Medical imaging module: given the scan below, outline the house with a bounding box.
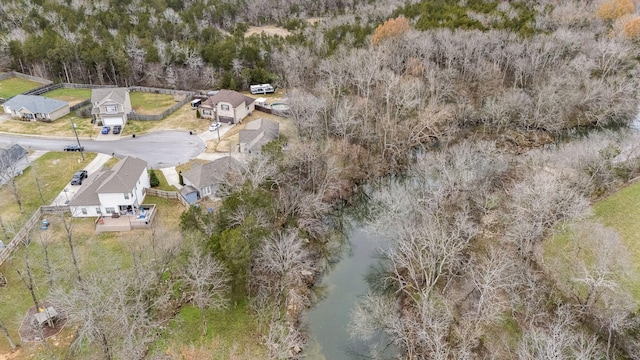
[91,88,132,126]
[181,156,243,200]
[0,144,28,186]
[238,118,280,153]
[198,90,255,124]
[2,95,69,122]
[69,156,150,217]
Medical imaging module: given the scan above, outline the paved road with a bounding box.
[0,131,206,168]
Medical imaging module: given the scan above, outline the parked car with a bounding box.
[113,125,122,134]
[64,144,84,152]
[101,126,111,134]
[209,122,221,131]
[71,170,88,185]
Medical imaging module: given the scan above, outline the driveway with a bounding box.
[50,153,112,206]
[0,130,205,168]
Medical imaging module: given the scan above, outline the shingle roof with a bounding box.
[202,90,255,108]
[91,88,128,105]
[238,118,280,151]
[2,95,68,114]
[69,156,147,206]
[97,156,147,193]
[0,144,28,172]
[68,169,112,206]
[182,156,243,189]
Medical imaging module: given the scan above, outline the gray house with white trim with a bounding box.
[181,156,243,200]
[238,118,280,153]
[91,88,132,126]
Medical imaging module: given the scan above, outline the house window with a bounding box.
[124,193,130,199]
[81,208,87,215]
[202,186,211,195]
[105,105,117,113]
[96,208,101,214]
[142,188,146,195]
[221,104,230,111]
[106,207,115,214]
[202,110,211,116]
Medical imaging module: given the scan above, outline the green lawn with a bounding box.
[149,169,177,191]
[42,88,91,106]
[0,112,96,138]
[150,301,266,359]
[129,91,176,115]
[544,180,640,303]
[0,77,45,99]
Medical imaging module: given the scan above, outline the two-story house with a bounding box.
[91,88,132,127]
[69,156,150,217]
[198,90,255,124]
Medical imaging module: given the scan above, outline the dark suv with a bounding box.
[64,144,84,152]
[71,170,88,185]
[113,125,122,134]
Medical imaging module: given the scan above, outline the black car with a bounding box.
[64,144,84,152]
[113,125,122,135]
[71,170,88,185]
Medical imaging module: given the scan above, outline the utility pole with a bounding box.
[71,118,84,161]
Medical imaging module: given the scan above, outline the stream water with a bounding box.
[304,223,385,359]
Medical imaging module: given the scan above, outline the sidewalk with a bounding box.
[50,153,112,206]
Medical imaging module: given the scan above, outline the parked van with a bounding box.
[190,99,202,109]
[250,84,275,95]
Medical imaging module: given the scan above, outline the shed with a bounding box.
[180,185,199,204]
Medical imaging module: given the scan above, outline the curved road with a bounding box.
[0,131,206,168]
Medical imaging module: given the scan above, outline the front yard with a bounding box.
[0,77,45,99]
[0,113,96,137]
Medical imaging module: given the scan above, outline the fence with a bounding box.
[129,92,194,121]
[146,188,190,208]
[0,71,52,85]
[0,206,69,266]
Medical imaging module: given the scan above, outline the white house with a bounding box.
[198,89,255,124]
[69,156,150,217]
[91,88,132,126]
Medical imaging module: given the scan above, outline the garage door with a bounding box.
[103,117,123,126]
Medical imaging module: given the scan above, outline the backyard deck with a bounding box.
[95,204,156,232]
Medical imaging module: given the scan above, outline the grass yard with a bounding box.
[151,301,266,359]
[0,113,97,138]
[149,169,177,191]
[122,103,209,136]
[129,91,177,115]
[543,180,640,303]
[0,152,96,225]
[42,88,91,107]
[0,77,45,99]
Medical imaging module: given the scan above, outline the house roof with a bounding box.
[91,88,129,105]
[202,90,255,108]
[69,156,147,206]
[2,95,68,114]
[239,118,280,151]
[97,156,147,193]
[182,156,243,189]
[0,144,28,172]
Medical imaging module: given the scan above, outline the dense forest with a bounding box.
[3,0,640,359]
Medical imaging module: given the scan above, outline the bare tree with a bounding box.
[179,243,230,336]
[0,318,17,351]
[61,213,82,283]
[0,146,25,214]
[16,241,40,311]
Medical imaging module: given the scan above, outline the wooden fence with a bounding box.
[146,188,190,208]
[0,206,69,266]
[0,71,52,85]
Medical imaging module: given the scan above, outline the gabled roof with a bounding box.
[202,90,255,108]
[0,144,28,172]
[2,95,68,114]
[69,156,148,206]
[182,156,243,189]
[97,156,147,193]
[91,88,129,105]
[239,118,280,151]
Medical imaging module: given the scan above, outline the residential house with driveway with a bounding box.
[198,89,255,124]
[2,95,69,121]
[69,156,150,217]
[0,144,29,186]
[91,88,132,127]
[238,118,280,153]
[181,156,243,202]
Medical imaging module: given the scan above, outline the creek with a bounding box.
[304,222,386,359]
